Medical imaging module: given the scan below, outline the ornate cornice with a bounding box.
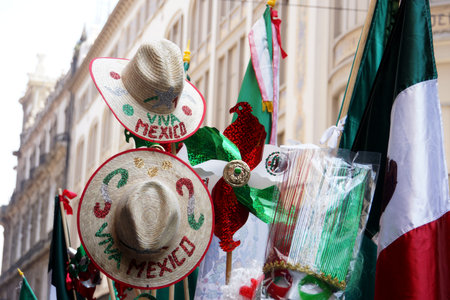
[0,234,51,286]
[69,0,135,91]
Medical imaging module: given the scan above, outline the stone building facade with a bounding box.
[1,0,449,299]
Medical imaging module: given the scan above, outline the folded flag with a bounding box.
[351,1,450,298]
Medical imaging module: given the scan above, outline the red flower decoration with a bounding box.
[110,71,120,79]
[182,105,192,116]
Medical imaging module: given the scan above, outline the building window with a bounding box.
[278,0,289,89]
[40,193,51,239]
[102,109,113,152]
[49,118,57,149]
[30,201,38,245]
[214,37,246,130]
[87,123,98,174]
[39,135,46,163]
[75,140,85,185]
[189,0,213,61]
[166,14,184,48]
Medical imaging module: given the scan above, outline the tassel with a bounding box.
[262,101,273,113]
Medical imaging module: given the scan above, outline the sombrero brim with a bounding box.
[90,57,206,143]
[77,148,214,289]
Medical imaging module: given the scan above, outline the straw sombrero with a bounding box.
[77,148,214,289]
[90,39,205,143]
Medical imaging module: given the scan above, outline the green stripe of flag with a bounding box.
[339,0,398,150]
[19,276,38,300]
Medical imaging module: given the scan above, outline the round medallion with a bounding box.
[223,160,251,187]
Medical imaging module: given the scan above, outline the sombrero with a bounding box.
[89,39,205,143]
[77,148,214,289]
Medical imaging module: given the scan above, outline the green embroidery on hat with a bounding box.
[95,222,122,269]
[144,95,158,103]
[123,104,134,116]
[170,113,181,126]
[159,114,170,126]
[103,168,128,188]
[188,213,204,230]
[147,113,157,124]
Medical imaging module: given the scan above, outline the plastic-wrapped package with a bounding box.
[262,148,380,299]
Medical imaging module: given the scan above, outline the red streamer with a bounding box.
[59,189,77,215]
[271,9,288,59]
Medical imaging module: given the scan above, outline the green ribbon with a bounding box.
[182,127,241,165]
[298,275,333,300]
[133,293,156,300]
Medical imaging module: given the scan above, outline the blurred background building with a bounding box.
[0,0,449,299]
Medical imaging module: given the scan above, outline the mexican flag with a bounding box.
[48,196,79,300]
[232,5,286,145]
[351,0,450,298]
[338,1,398,298]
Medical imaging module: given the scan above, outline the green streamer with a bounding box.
[182,127,241,165]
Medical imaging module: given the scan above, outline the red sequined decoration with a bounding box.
[224,102,266,170]
[114,282,131,300]
[212,178,249,252]
[212,102,266,252]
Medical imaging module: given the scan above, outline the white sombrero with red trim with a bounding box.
[90,39,205,143]
[77,148,214,289]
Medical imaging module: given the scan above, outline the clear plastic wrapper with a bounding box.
[262,148,380,299]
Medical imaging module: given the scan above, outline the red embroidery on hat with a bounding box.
[110,71,120,80]
[176,178,204,230]
[179,122,187,136]
[146,262,157,279]
[158,258,172,277]
[180,236,195,257]
[94,202,111,218]
[148,125,158,139]
[126,259,146,278]
[168,255,176,269]
[159,126,169,139]
[171,247,186,267]
[182,105,192,116]
[176,178,193,195]
[173,125,180,139]
[136,119,149,136]
[173,96,179,108]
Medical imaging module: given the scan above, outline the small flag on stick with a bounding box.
[18,268,38,300]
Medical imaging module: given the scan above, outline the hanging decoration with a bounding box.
[66,246,102,300]
[263,148,380,299]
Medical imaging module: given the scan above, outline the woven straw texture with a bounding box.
[78,149,213,289]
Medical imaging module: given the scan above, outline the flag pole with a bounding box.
[168,142,177,300]
[336,0,377,146]
[181,40,192,300]
[58,188,82,300]
[225,251,232,285]
[107,278,117,300]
